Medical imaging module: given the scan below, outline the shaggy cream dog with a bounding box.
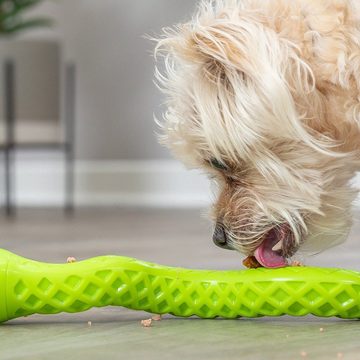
[154,0,360,267]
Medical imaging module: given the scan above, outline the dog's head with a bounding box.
[154,0,358,267]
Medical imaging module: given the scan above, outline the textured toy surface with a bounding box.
[0,248,360,322]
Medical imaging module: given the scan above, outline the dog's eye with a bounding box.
[209,158,228,171]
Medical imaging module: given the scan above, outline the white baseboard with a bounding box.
[0,153,358,208]
[0,153,212,207]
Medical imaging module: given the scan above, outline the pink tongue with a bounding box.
[254,231,288,268]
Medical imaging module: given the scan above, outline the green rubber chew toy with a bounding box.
[0,248,360,322]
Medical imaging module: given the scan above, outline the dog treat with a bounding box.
[291,261,304,267]
[141,319,152,327]
[67,256,77,263]
[242,256,263,269]
[0,249,360,321]
[243,257,304,269]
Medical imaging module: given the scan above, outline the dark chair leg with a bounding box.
[4,60,16,217]
[64,63,76,214]
[4,146,14,217]
[65,143,74,214]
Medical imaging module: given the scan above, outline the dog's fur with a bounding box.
[154,0,360,259]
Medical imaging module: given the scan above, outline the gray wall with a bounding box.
[23,0,197,160]
[0,40,60,122]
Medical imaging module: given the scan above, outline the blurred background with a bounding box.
[0,0,359,270]
[0,0,211,210]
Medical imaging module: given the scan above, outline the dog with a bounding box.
[154,0,360,267]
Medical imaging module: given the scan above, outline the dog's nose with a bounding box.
[213,223,233,250]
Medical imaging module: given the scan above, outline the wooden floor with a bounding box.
[0,208,359,359]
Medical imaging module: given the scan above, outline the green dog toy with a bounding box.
[0,248,359,322]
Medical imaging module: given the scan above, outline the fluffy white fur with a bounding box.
[154,0,360,258]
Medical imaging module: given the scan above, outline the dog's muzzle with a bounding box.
[213,223,233,250]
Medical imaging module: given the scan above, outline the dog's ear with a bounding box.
[155,21,248,84]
